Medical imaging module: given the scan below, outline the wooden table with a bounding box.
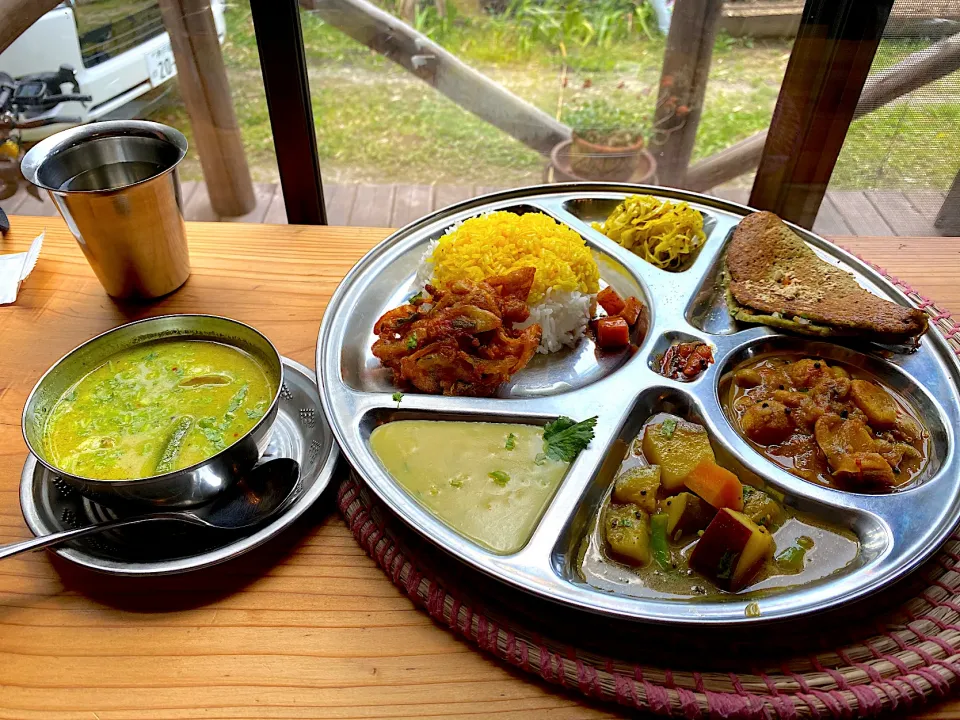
[2,216,960,719]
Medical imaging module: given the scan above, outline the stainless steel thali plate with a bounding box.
[317,183,960,624]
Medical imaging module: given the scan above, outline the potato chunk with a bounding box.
[661,491,715,538]
[604,503,651,566]
[849,379,898,430]
[641,417,716,491]
[613,465,660,514]
[741,400,794,445]
[815,414,877,456]
[785,359,831,389]
[741,486,785,529]
[772,390,805,408]
[815,414,874,454]
[832,452,896,486]
[894,414,922,442]
[689,509,774,591]
[830,365,850,381]
[814,414,895,486]
[734,368,763,388]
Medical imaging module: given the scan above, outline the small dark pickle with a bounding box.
[658,341,714,382]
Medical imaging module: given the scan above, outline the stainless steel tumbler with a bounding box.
[21,121,190,299]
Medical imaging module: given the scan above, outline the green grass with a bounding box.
[311,79,542,182]
[831,103,960,189]
[148,3,958,191]
[693,87,781,162]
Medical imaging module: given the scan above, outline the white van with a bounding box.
[0,0,226,140]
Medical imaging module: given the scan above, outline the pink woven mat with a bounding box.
[336,255,960,719]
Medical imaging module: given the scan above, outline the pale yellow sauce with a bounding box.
[370,420,569,554]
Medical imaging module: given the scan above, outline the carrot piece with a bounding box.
[597,286,626,316]
[620,296,642,325]
[684,459,744,511]
[596,316,630,349]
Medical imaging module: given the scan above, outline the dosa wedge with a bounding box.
[726,212,927,343]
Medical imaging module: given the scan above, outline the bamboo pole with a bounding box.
[0,0,61,55]
[157,0,255,216]
[686,31,960,192]
[648,0,724,187]
[311,0,570,154]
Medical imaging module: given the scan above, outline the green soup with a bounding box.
[43,339,275,480]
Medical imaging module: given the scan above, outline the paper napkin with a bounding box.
[0,231,44,305]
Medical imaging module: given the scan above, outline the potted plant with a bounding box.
[563,99,648,181]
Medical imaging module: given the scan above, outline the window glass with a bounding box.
[295,0,796,224]
[4,0,954,235]
[814,0,960,236]
[0,0,282,223]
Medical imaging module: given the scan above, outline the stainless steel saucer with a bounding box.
[19,358,339,575]
[318,183,960,625]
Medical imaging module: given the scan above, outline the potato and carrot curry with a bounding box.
[724,355,928,491]
[578,413,858,599]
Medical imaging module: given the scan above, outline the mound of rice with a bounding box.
[416,211,600,354]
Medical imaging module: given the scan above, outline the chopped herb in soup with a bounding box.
[370,420,590,554]
[43,339,274,480]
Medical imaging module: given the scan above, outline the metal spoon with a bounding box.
[0,458,301,561]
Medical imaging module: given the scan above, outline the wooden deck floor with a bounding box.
[1,181,948,236]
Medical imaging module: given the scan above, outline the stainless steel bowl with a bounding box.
[22,315,283,509]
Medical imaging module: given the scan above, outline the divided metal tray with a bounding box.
[317,183,960,624]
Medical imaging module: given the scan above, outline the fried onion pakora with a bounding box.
[372,268,542,397]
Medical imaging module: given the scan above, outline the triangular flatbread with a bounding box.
[726,212,927,343]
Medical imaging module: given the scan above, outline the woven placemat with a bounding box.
[337,256,960,718]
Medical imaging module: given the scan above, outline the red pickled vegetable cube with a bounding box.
[620,296,643,326]
[596,316,630,349]
[597,286,626,316]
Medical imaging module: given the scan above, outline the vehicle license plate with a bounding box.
[147,43,177,87]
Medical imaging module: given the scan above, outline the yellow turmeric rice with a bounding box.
[426,211,600,305]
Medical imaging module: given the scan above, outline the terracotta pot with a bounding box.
[548,140,656,184]
[568,132,646,181]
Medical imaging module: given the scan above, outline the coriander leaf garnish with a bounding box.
[405,333,417,350]
[226,383,249,413]
[716,550,739,581]
[505,432,517,450]
[542,416,597,463]
[489,470,510,486]
[407,290,423,304]
[392,391,403,407]
[660,418,677,439]
[534,453,547,466]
